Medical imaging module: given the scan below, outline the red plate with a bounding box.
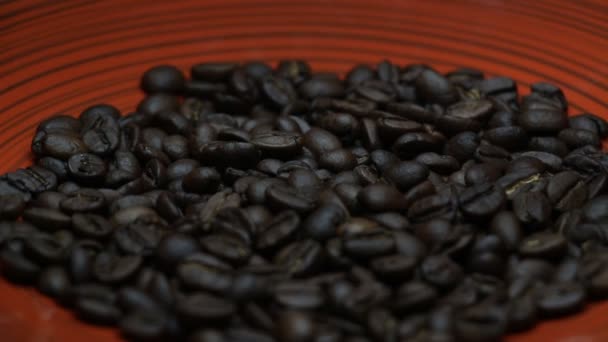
[1,0,607,340]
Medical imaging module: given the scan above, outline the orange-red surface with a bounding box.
[0,0,607,341]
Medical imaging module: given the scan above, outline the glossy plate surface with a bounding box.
[1,0,607,341]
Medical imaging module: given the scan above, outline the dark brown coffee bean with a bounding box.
[275,239,323,277]
[67,153,107,184]
[421,254,463,290]
[256,210,300,252]
[0,194,25,220]
[489,211,522,252]
[459,183,506,219]
[519,109,568,134]
[251,131,302,160]
[94,253,142,284]
[392,132,443,159]
[519,232,567,259]
[569,113,608,138]
[76,298,122,325]
[183,167,221,194]
[393,281,438,313]
[266,185,316,213]
[60,188,106,213]
[358,184,405,212]
[178,292,235,324]
[383,161,429,192]
[319,149,358,173]
[559,128,601,148]
[302,128,342,156]
[512,191,552,227]
[415,69,458,105]
[535,282,586,317]
[23,207,71,231]
[546,171,588,211]
[274,281,325,310]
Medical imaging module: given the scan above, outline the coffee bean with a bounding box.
[519,109,568,134]
[490,211,522,252]
[275,239,323,277]
[251,131,302,159]
[61,188,106,213]
[569,113,608,138]
[519,232,567,258]
[68,153,107,184]
[393,132,443,159]
[38,266,71,299]
[512,191,552,227]
[415,69,458,105]
[274,281,325,310]
[559,128,601,148]
[23,207,71,231]
[76,298,122,325]
[266,185,316,213]
[8,60,608,341]
[141,65,185,94]
[459,183,506,219]
[256,210,300,252]
[535,282,586,317]
[0,194,25,220]
[421,255,464,290]
[303,203,346,240]
[393,281,438,313]
[302,128,342,156]
[183,167,221,194]
[94,253,142,284]
[383,161,429,192]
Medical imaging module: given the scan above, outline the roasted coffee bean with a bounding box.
[528,136,569,156]
[183,167,221,194]
[72,213,113,239]
[23,207,71,231]
[94,253,142,284]
[60,188,106,213]
[7,60,608,341]
[569,113,608,138]
[559,128,601,148]
[383,161,429,192]
[535,282,586,317]
[459,183,506,219]
[490,211,522,252]
[76,298,122,325]
[546,171,588,211]
[416,69,458,105]
[37,157,69,181]
[40,133,88,160]
[303,203,346,240]
[519,109,568,134]
[393,132,443,159]
[0,194,25,220]
[519,232,567,258]
[37,266,71,299]
[275,239,323,277]
[251,131,302,160]
[266,185,316,213]
[512,191,552,227]
[393,281,438,313]
[256,210,300,252]
[274,281,325,310]
[141,65,185,94]
[68,153,107,184]
[120,310,168,341]
[302,128,342,156]
[421,255,464,290]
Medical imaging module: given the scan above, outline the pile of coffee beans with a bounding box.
[2,60,608,341]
